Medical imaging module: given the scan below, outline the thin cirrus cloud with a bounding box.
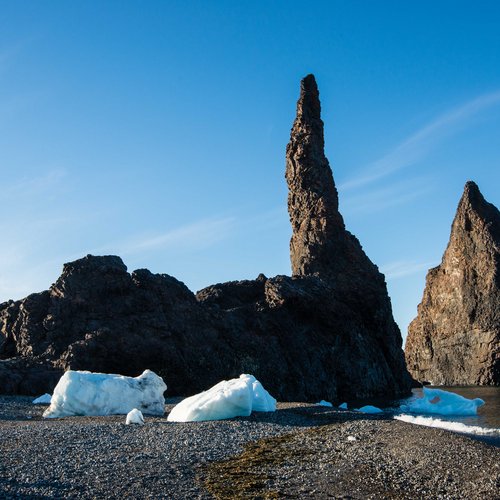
[113,216,238,257]
[105,206,289,258]
[340,89,500,191]
[340,176,434,215]
[1,169,67,201]
[380,260,437,281]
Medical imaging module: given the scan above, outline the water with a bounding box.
[352,386,500,446]
[411,386,500,429]
[394,386,500,446]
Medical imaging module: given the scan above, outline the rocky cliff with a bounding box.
[405,181,500,385]
[0,74,412,400]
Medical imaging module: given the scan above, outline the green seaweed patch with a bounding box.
[200,432,313,499]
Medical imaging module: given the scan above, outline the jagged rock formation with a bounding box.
[406,181,500,385]
[0,75,412,400]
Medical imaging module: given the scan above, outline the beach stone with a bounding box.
[406,181,500,385]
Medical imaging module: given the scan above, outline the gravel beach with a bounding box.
[1,396,498,499]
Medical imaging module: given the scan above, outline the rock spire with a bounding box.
[405,181,500,385]
[286,74,344,277]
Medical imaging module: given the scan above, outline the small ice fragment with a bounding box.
[339,402,348,410]
[126,408,145,425]
[356,405,383,414]
[347,435,357,442]
[317,400,333,407]
[33,393,52,404]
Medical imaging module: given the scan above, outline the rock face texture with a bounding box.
[406,181,500,385]
[0,74,412,400]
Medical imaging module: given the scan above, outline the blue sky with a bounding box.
[1,1,500,342]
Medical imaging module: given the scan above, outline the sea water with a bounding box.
[395,386,500,446]
[350,386,500,446]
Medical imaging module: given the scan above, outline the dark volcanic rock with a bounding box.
[1,256,227,396]
[406,181,500,385]
[0,75,412,400]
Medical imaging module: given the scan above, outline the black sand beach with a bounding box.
[0,396,498,499]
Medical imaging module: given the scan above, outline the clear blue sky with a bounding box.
[1,1,500,343]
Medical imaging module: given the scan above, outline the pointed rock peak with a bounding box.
[456,181,500,232]
[297,74,321,121]
[406,179,500,386]
[460,180,485,209]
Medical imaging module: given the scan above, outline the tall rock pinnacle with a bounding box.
[405,181,500,385]
[286,74,344,277]
[286,74,385,289]
[283,74,412,394]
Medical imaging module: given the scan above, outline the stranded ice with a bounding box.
[356,405,383,414]
[317,400,333,407]
[167,374,276,422]
[32,393,52,404]
[400,388,484,416]
[43,369,166,418]
[126,408,145,425]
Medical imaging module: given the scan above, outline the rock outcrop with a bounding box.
[0,75,412,401]
[406,181,500,385]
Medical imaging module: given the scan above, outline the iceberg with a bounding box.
[126,408,145,425]
[400,388,484,416]
[167,374,276,422]
[43,369,167,418]
[355,405,383,414]
[32,393,52,404]
[339,402,348,410]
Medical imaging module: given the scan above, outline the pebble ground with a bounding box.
[0,396,498,499]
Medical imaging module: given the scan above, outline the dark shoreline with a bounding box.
[1,396,498,499]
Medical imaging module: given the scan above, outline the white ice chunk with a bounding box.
[400,388,484,416]
[347,435,357,441]
[168,377,251,422]
[394,414,500,437]
[317,400,333,407]
[32,393,52,404]
[126,408,145,425]
[167,374,276,422]
[43,369,166,418]
[339,402,348,410]
[356,405,383,414]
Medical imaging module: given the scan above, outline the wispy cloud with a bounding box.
[380,260,437,281]
[341,177,434,215]
[0,169,67,201]
[105,217,238,257]
[340,90,500,191]
[0,248,62,302]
